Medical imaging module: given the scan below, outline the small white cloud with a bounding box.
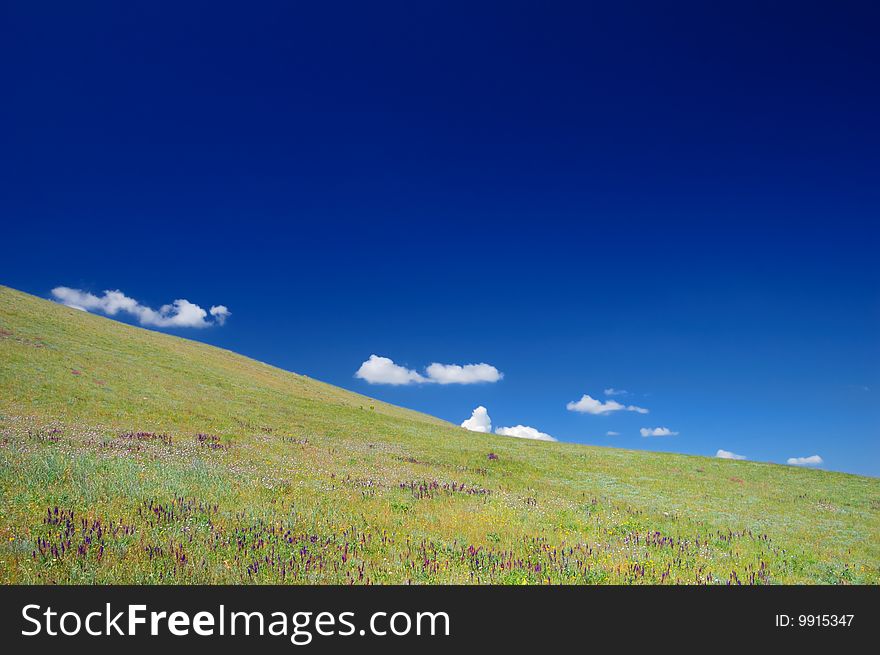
[716,449,746,460]
[567,394,649,415]
[604,388,627,396]
[210,305,231,325]
[640,427,678,437]
[567,395,621,414]
[355,356,503,386]
[787,455,824,467]
[355,355,427,385]
[495,425,556,442]
[606,431,620,436]
[461,406,492,433]
[426,362,503,384]
[51,287,229,329]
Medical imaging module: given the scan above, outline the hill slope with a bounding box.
[0,285,877,584]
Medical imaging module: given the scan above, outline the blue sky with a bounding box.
[1,1,877,475]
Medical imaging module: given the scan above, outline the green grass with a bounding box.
[0,284,877,584]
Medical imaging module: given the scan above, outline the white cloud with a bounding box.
[566,394,649,415]
[462,407,553,441]
[604,388,627,396]
[606,431,620,436]
[355,355,427,385]
[640,427,678,437]
[462,406,552,441]
[355,356,503,386]
[461,406,492,433]
[787,455,824,467]
[495,425,556,442]
[51,287,230,329]
[210,305,231,325]
[426,362,503,384]
[716,449,746,460]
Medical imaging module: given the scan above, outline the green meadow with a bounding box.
[0,285,877,584]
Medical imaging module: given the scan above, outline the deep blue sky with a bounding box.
[2,1,878,474]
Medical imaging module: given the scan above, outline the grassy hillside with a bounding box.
[0,285,877,584]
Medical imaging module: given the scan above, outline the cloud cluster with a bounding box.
[716,449,746,460]
[640,427,678,437]
[566,394,648,415]
[355,355,502,386]
[604,388,627,396]
[460,407,555,441]
[461,406,492,433]
[495,425,556,442]
[52,287,230,329]
[606,431,620,436]
[787,455,823,467]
